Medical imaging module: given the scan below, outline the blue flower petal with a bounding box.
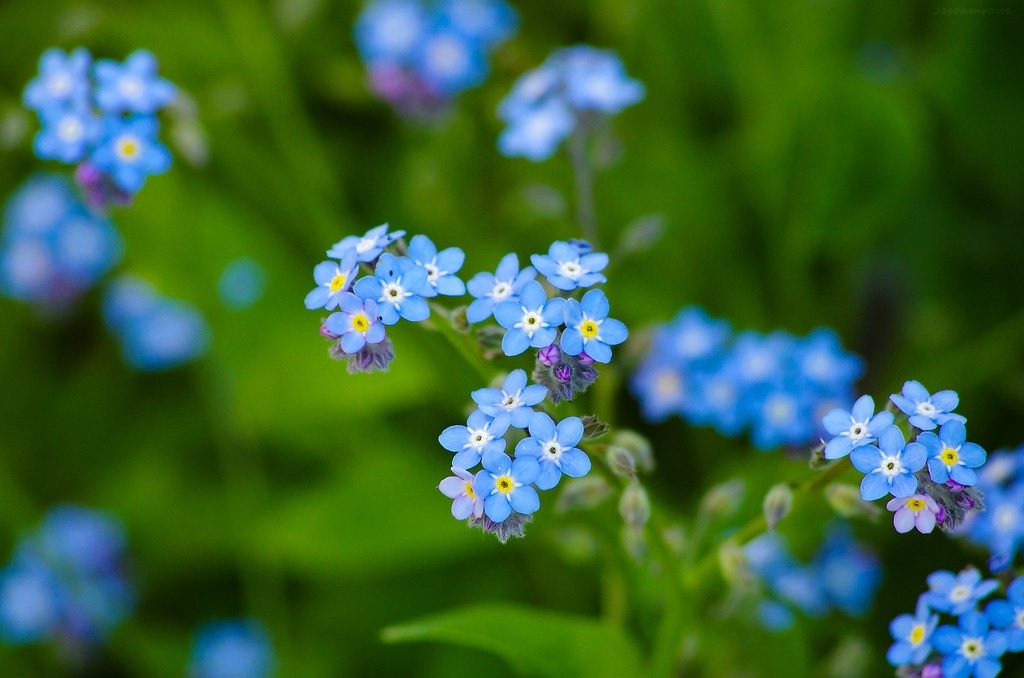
[509,485,540,515]
[559,448,591,478]
[860,472,889,501]
[484,493,512,522]
[535,461,561,490]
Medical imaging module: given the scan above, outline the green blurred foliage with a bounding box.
[1,0,1023,675]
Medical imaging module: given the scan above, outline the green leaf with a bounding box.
[382,604,643,678]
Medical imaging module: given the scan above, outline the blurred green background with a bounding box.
[1,0,1023,675]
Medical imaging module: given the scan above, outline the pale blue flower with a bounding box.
[493,280,565,355]
[189,620,274,678]
[89,116,172,194]
[919,420,986,486]
[33,103,100,164]
[94,50,176,114]
[352,252,430,325]
[514,412,591,490]
[887,595,939,667]
[471,369,546,428]
[439,410,510,469]
[407,234,465,297]
[560,288,628,364]
[304,251,358,310]
[327,223,406,263]
[472,450,540,522]
[22,48,91,112]
[926,567,999,616]
[890,380,966,431]
[822,395,894,460]
[323,293,387,354]
[465,252,536,323]
[850,425,926,500]
[531,240,608,291]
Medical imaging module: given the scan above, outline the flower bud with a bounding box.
[763,483,794,531]
[537,344,560,367]
[698,479,745,520]
[718,541,752,588]
[555,476,611,513]
[580,414,610,440]
[610,430,654,473]
[450,305,469,333]
[619,481,650,531]
[606,445,636,479]
[824,483,881,521]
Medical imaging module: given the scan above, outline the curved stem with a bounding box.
[685,457,854,589]
[568,124,599,248]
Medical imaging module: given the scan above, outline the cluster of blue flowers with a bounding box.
[498,45,645,161]
[188,619,275,678]
[821,381,988,535]
[23,47,176,208]
[631,308,863,450]
[305,228,628,540]
[960,444,1024,572]
[439,240,627,540]
[744,523,881,631]
[103,275,210,371]
[0,506,133,651]
[886,566,1023,678]
[355,0,517,117]
[305,223,461,372]
[0,174,121,312]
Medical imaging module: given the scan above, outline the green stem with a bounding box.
[425,302,494,383]
[568,122,600,247]
[685,457,853,589]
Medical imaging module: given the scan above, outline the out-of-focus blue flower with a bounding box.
[497,45,644,160]
[22,48,91,112]
[189,619,274,678]
[926,567,999,616]
[438,466,485,520]
[304,251,358,311]
[103,275,209,371]
[494,280,565,356]
[439,410,510,470]
[629,360,692,423]
[919,420,986,486]
[327,223,405,263]
[497,98,575,161]
[0,174,121,310]
[822,394,894,460]
[218,257,266,310]
[0,505,133,648]
[531,240,608,291]
[352,252,430,325]
[355,0,516,116]
[90,116,172,193]
[33,103,100,164]
[731,331,792,386]
[887,595,940,667]
[793,329,864,393]
[814,525,881,616]
[560,288,627,364]
[747,386,813,451]
[471,369,546,428]
[661,307,731,364]
[514,412,591,490]
[931,611,1006,678]
[688,360,746,436]
[323,293,386,354]
[985,577,1024,652]
[93,50,176,114]
[407,234,465,297]
[850,425,926,500]
[465,252,536,323]
[472,450,540,522]
[890,380,967,431]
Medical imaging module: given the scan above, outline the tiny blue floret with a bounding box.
[93,50,176,115]
[890,380,967,431]
[327,223,406,263]
[530,240,608,291]
[439,410,511,469]
[323,293,387,354]
[849,425,926,500]
[407,234,465,297]
[822,394,894,460]
[304,251,358,311]
[560,288,628,364]
[89,116,172,193]
[919,420,987,487]
[472,450,540,522]
[513,412,591,490]
[465,252,536,323]
[493,280,565,356]
[352,252,430,325]
[471,369,546,428]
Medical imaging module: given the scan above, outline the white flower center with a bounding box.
[1014,608,1024,629]
[516,308,546,337]
[380,280,407,306]
[422,261,441,284]
[959,636,985,661]
[766,397,793,423]
[655,369,681,397]
[557,259,583,280]
[466,426,493,451]
[48,72,72,96]
[541,439,563,462]
[996,506,1018,531]
[57,116,83,143]
[949,585,972,603]
[847,419,870,442]
[880,454,904,477]
[119,75,144,99]
[355,237,377,254]
[500,390,522,411]
[490,281,512,301]
[916,401,937,417]
[426,35,468,74]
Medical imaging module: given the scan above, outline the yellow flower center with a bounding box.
[580,320,599,339]
[464,481,476,500]
[906,497,926,511]
[329,272,347,293]
[909,624,925,646]
[495,474,514,495]
[941,447,959,465]
[351,313,370,332]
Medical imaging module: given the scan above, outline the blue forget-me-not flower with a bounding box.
[514,412,591,490]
